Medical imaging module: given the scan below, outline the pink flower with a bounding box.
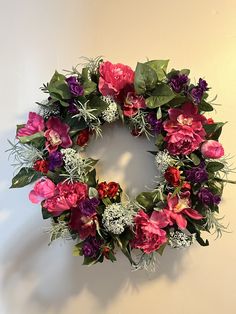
[29,178,55,204]
[17,112,45,137]
[44,117,72,152]
[163,103,206,155]
[98,61,134,97]
[44,181,88,215]
[131,210,169,254]
[201,140,224,159]
[123,92,146,117]
[164,192,203,229]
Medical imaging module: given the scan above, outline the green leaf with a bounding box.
[18,132,44,144]
[83,80,97,96]
[199,100,214,112]
[155,133,164,147]
[11,167,42,188]
[47,71,71,103]
[206,161,225,173]
[85,169,97,187]
[156,107,162,120]
[42,207,53,219]
[145,59,169,81]
[204,122,225,135]
[136,191,156,210]
[87,96,109,117]
[73,243,83,256]
[156,243,166,256]
[146,84,175,108]
[134,62,157,94]
[190,153,201,166]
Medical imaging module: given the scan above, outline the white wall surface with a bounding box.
[0,1,236,314]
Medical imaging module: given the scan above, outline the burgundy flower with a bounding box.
[77,128,90,147]
[185,163,208,183]
[146,112,162,134]
[123,92,146,117]
[48,151,64,171]
[82,237,102,257]
[33,160,49,174]
[44,117,72,153]
[198,188,221,206]
[164,167,181,187]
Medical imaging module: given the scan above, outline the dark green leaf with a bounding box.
[87,96,109,117]
[11,167,42,188]
[42,207,53,220]
[199,100,214,112]
[134,62,157,94]
[47,71,71,102]
[85,169,97,187]
[206,161,225,173]
[146,84,175,108]
[136,191,157,210]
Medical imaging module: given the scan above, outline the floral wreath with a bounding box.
[8,57,235,271]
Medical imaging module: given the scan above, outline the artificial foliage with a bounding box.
[7,57,235,271]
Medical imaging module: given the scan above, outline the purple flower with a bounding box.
[169,74,188,93]
[48,151,63,171]
[146,112,162,134]
[185,163,208,183]
[198,78,208,92]
[198,188,221,206]
[82,237,102,257]
[79,198,100,216]
[189,78,208,104]
[66,76,84,97]
[68,102,79,115]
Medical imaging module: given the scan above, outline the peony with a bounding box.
[44,117,72,153]
[163,103,206,155]
[29,178,55,204]
[131,210,169,254]
[164,192,203,229]
[201,140,224,159]
[98,61,134,97]
[17,112,45,137]
[165,127,204,156]
[123,92,146,117]
[43,181,88,215]
[164,166,181,186]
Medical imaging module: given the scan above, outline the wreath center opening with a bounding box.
[85,121,158,198]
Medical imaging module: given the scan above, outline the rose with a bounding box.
[97,182,108,199]
[107,182,119,198]
[29,178,55,204]
[201,140,224,159]
[164,167,181,186]
[33,160,49,174]
[123,92,146,117]
[98,61,134,97]
[77,128,90,146]
[165,127,204,156]
[17,112,45,137]
[131,210,169,254]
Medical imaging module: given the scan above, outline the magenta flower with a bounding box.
[29,178,55,204]
[123,91,146,117]
[131,210,169,254]
[17,112,45,137]
[98,61,134,97]
[164,191,203,229]
[201,140,224,159]
[163,103,207,155]
[44,117,72,153]
[43,181,88,216]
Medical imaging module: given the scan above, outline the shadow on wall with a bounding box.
[0,127,188,314]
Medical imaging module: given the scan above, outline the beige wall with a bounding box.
[0,1,236,313]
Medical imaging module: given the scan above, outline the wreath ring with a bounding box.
[8,57,235,271]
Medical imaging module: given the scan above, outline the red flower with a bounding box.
[33,160,49,174]
[77,128,90,146]
[164,167,181,187]
[98,61,134,97]
[97,181,120,199]
[207,118,214,124]
[181,181,191,191]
